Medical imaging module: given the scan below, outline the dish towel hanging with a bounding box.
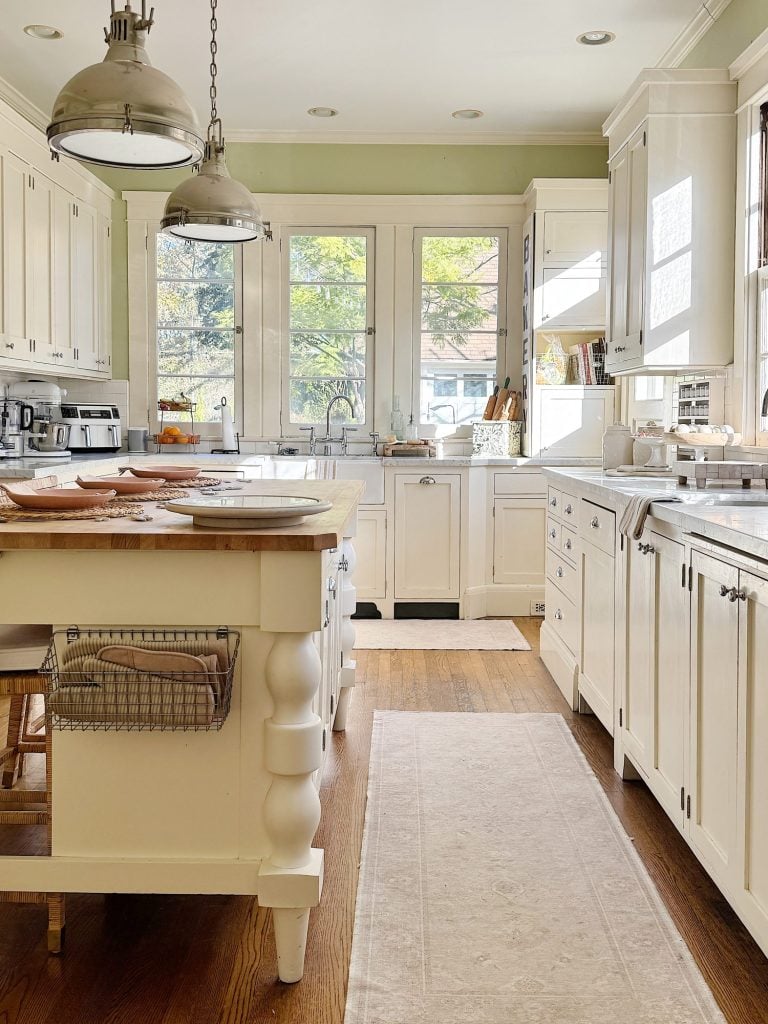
[619,493,682,541]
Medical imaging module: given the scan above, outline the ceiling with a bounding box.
[0,0,710,142]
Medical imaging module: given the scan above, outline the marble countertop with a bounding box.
[542,466,768,562]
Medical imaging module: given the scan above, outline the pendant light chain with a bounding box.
[209,0,219,129]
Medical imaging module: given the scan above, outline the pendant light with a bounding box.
[47,2,204,170]
[161,0,266,243]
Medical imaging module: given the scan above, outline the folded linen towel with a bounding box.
[619,493,682,541]
[96,645,219,683]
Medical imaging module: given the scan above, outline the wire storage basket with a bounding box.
[43,627,240,733]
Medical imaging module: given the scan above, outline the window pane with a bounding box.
[289,332,367,377]
[158,281,235,329]
[289,284,367,331]
[289,379,365,425]
[157,330,234,376]
[156,236,236,426]
[289,235,367,282]
[287,232,371,424]
[157,376,234,424]
[421,235,500,284]
[418,234,502,426]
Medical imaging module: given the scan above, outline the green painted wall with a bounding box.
[94,142,608,380]
[682,0,768,68]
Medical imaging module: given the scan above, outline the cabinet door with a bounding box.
[649,532,688,828]
[25,170,56,364]
[355,510,386,600]
[394,473,460,600]
[606,143,629,367]
[538,388,614,458]
[493,498,545,586]
[540,267,606,327]
[97,213,112,375]
[72,200,100,373]
[736,570,768,943]
[579,538,615,735]
[622,534,653,770]
[0,150,29,361]
[689,549,739,887]
[542,211,606,266]
[52,186,74,369]
[623,124,648,364]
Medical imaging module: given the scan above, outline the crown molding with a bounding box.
[729,24,768,80]
[0,73,48,133]
[655,0,733,68]
[225,128,606,147]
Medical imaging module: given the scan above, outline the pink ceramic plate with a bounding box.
[0,484,117,511]
[76,475,165,494]
[123,465,202,481]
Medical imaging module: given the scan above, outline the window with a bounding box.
[415,230,507,429]
[154,235,240,426]
[284,228,374,428]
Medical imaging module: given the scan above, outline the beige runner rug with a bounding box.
[353,618,531,651]
[345,712,725,1024]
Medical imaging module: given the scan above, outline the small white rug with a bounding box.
[344,712,726,1024]
[352,618,531,651]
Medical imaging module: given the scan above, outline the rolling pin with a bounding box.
[492,377,511,420]
[507,390,520,421]
[482,385,499,420]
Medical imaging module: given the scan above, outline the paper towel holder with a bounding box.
[211,396,241,455]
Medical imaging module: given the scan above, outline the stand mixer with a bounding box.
[4,381,71,459]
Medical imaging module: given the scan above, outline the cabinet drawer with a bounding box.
[546,518,561,550]
[494,472,546,497]
[547,487,562,518]
[546,552,577,603]
[561,526,577,563]
[561,491,578,525]
[545,578,578,654]
[579,499,616,556]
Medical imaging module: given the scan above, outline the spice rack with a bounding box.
[154,396,201,451]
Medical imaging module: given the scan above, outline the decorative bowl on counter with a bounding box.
[76,475,165,494]
[121,465,202,481]
[663,431,742,447]
[0,483,117,511]
[165,494,332,529]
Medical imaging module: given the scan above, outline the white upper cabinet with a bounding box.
[72,199,100,373]
[603,70,737,375]
[25,169,57,366]
[542,211,607,267]
[1,149,28,362]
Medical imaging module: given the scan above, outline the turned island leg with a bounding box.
[334,536,357,732]
[259,631,324,983]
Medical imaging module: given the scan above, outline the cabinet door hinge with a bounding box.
[680,786,685,811]
[608,170,612,184]
[618,707,623,728]
[681,563,686,588]
[688,564,693,591]
[620,534,624,552]
[642,130,647,147]
[639,328,643,347]
[686,794,691,819]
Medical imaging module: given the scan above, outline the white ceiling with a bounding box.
[0,0,709,141]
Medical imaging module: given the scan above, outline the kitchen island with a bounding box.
[0,478,363,983]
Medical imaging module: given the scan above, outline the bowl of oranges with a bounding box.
[154,426,201,446]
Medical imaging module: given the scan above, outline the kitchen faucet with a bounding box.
[315,394,357,454]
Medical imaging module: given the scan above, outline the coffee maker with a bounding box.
[0,399,34,459]
[5,380,71,459]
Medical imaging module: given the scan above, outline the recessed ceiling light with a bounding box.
[23,24,63,40]
[307,107,338,118]
[452,109,484,120]
[577,30,615,46]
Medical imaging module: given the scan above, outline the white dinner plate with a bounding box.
[165,494,332,529]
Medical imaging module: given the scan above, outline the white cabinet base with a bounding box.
[540,620,578,710]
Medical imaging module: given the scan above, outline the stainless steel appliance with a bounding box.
[5,381,72,459]
[60,404,122,452]
[0,400,34,459]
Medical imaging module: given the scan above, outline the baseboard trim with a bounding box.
[464,584,545,619]
[539,622,579,709]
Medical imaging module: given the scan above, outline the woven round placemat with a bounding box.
[169,476,225,488]
[117,487,187,503]
[0,500,137,522]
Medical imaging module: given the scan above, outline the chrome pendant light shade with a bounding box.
[47,1,204,169]
[162,0,265,244]
[161,123,265,241]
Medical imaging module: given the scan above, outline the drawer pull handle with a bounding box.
[564,504,573,515]
[549,497,558,507]
[726,587,746,603]
[554,609,563,621]
[719,584,729,598]
[549,528,557,539]
[590,516,600,529]
[564,539,572,551]
[419,476,436,485]
[5,343,13,350]
[556,567,564,578]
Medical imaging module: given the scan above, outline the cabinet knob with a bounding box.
[726,587,745,602]
[556,566,564,578]
[419,476,436,485]
[549,497,558,507]
[590,516,600,529]
[719,584,729,597]
[615,345,626,353]
[5,343,14,350]
[549,528,557,539]
[564,504,573,515]
[564,538,572,551]
[554,609,563,621]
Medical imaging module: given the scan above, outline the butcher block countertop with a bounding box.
[0,479,364,552]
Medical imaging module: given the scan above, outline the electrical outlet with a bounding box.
[531,601,545,616]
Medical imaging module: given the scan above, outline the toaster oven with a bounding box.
[60,404,122,452]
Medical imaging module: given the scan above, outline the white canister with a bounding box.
[602,425,633,470]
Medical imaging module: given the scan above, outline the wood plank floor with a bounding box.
[1,618,767,1023]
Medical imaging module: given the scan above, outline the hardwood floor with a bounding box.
[1,618,767,1023]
